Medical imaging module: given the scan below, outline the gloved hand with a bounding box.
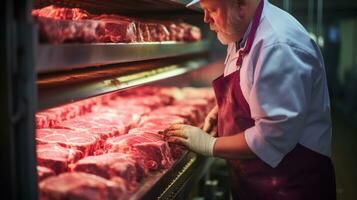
[202,105,218,136]
[164,124,217,157]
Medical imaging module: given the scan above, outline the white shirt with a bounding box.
[224,0,332,168]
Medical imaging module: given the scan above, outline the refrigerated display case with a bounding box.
[1,0,218,199]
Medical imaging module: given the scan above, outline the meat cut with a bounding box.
[138,114,188,127]
[72,153,147,192]
[105,132,173,170]
[91,14,138,43]
[36,86,216,199]
[33,5,201,44]
[39,172,127,200]
[36,129,99,156]
[37,143,83,174]
[37,166,55,181]
[32,5,91,20]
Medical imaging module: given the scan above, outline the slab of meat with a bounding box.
[36,17,101,43]
[33,5,201,44]
[72,153,147,192]
[37,166,55,181]
[36,99,98,129]
[81,114,129,134]
[90,105,146,128]
[91,14,137,43]
[57,119,122,141]
[39,172,127,200]
[136,22,151,42]
[151,105,200,126]
[105,132,173,170]
[179,22,201,41]
[37,143,83,174]
[175,99,212,122]
[145,22,170,42]
[115,95,173,109]
[32,5,90,20]
[139,114,187,127]
[36,129,99,156]
[128,127,186,159]
[180,87,216,103]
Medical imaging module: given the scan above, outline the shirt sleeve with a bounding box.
[244,43,316,168]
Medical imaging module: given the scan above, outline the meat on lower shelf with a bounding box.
[39,172,127,200]
[36,86,215,200]
[32,5,201,44]
[72,153,147,192]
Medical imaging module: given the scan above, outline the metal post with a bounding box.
[1,0,38,199]
[283,0,291,13]
[317,0,323,36]
[308,0,315,33]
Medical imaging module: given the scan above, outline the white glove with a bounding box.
[165,124,217,157]
[202,105,218,136]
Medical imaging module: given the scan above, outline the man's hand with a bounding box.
[202,105,218,136]
[164,124,217,157]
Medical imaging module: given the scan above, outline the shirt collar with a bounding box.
[236,21,253,52]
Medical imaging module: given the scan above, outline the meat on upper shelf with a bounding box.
[32,5,202,44]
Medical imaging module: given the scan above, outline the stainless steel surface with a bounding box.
[131,151,214,200]
[38,58,208,110]
[37,41,210,73]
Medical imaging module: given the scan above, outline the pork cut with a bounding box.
[105,132,173,170]
[57,118,121,138]
[139,114,187,127]
[32,5,91,20]
[72,153,147,192]
[37,166,55,181]
[39,172,127,200]
[151,105,201,126]
[36,17,101,43]
[37,143,83,174]
[91,14,137,43]
[36,129,99,156]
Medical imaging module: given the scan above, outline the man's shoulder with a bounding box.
[254,3,319,58]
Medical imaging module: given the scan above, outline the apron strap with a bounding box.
[236,0,264,67]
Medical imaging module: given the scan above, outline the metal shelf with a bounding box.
[131,151,214,200]
[37,57,208,110]
[37,41,210,73]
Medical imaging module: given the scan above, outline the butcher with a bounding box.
[164,0,336,199]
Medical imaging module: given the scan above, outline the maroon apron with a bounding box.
[212,1,336,199]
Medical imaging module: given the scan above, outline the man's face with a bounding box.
[200,0,245,45]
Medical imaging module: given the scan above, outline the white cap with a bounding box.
[186,0,200,7]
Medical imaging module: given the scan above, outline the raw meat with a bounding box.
[58,117,126,138]
[105,132,173,170]
[32,5,90,20]
[175,99,211,122]
[37,143,83,174]
[36,17,101,43]
[151,105,200,125]
[91,14,137,43]
[116,95,173,109]
[33,5,201,44]
[36,99,98,128]
[72,153,147,192]
[179,22,201,41]
[36,129,99,156]
[139,114,187,127]
[37,166,55,181]
[39,172,127,200]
